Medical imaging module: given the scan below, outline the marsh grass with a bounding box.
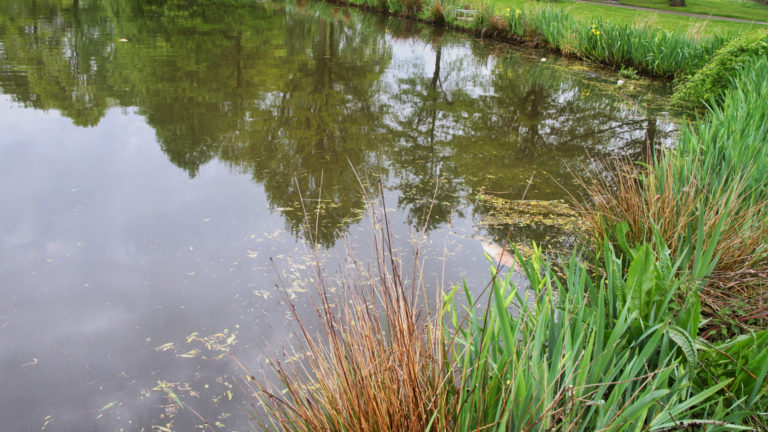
[443,239,757,431]
[243,190,456,431]
[577,56,768,333]
[243,187,766,430]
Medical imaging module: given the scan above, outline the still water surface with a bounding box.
[0,0,678,429]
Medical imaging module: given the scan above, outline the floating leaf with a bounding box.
[154,343,176,352]
[99,401,118,411]
[177,349,200,358]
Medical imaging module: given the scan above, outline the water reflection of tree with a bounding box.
[0,0,115,126]
[383,36,673,239]
[1,0,394,247]
[0,0,674,247]
[386,31,466,232]
[218,16,392,247]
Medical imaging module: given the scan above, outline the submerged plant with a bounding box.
[619,65,639,79]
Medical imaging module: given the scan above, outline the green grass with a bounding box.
[485,0,763,34]
[336,0,742,76]
[619,0,768,23]
[456,2,729,76]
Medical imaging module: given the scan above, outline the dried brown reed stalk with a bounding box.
[429,0,446,23]
[240,179,455,431]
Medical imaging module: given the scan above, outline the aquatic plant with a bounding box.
[249,211,767,430]
[245,194,455,431]
[619,65,639,79]
[444,237,752,431]
[579,55,768,335]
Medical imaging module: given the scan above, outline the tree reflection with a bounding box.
[386,30,466,231]
[0,0,115,126]
[0,0,675,247]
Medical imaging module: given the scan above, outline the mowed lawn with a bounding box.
[471,0,768,34]
[618,0,768,23]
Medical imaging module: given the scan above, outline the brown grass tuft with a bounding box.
[242,194,454,431]
[576,157,768,334]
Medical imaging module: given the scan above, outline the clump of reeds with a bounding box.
[246,212,768,430]
[421,0,448,24]
[445,240,750,431]
[577,55,768,331]
[245,194,454,432]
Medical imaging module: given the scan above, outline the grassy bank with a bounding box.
[674,31,768,105]
[321,0,738,77]
[582,53,768,334]
[487,0,764,34]
[617,0,768,23]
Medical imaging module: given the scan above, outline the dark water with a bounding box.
[0,0,678,430]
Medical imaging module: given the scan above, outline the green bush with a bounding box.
[674,31,768,106]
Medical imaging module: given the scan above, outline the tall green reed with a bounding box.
[442,232,754,431]
[580,55,768,334]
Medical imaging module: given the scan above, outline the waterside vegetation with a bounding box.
[253,195,768,430]
[581,54,768,335]
[316,0,768,77]
[251,4,768,431]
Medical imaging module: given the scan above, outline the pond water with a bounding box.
[0,0,679,430]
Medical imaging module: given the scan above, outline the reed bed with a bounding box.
[578,55,768,332]
[244,196,455,431]
[446,239,767,430]
[247,208,768,430]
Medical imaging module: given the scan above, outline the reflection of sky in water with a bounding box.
[0,2,681,429]
[0,96,497,430]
